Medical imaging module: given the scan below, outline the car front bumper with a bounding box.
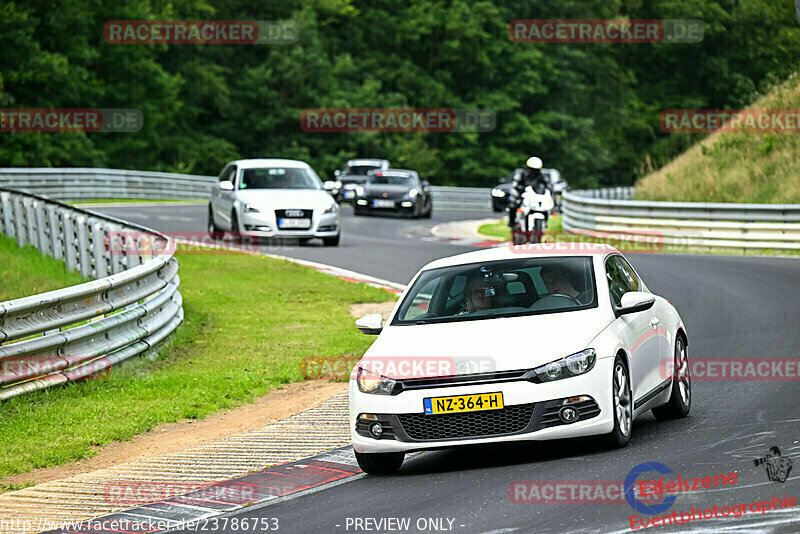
[349,356,615,454]
[240,209,339,238]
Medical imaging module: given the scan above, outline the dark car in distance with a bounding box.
[353,169,433,218]
[324,159,390,202]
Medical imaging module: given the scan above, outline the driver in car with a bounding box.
[540,265,591,304]
[461,273,496,314]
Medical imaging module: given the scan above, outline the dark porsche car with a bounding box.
[324,159,390,202]
[353,169,433,218]
[491,168,566,212]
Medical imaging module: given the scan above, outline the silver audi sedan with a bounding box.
[208,159,340,246]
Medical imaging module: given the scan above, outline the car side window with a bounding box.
[399,278,439,321]
[614,256,640,292]
[606,256,640,307]
[218,166,229,183]
[605,257,628,307]
[227,166,237,188]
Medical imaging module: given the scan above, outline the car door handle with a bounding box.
[650,318,660,329]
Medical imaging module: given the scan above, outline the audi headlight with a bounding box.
[492,188,506,197]
[408,188,419,199]
[356,367,396,395]
[534,349,596,382]
[355,186,366,197]
[323,202,338,214]
[244,203,261,213]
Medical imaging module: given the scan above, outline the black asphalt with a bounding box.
[94,203,800,534]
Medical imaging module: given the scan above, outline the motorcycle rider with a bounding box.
[507,156,550,237]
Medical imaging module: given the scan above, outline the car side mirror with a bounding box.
[323,180,336,190]
[356,313,383,335]
[616,292,655,317]
[421,180,430,190]
[219,180,234,191]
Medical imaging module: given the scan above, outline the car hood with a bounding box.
[363,184,413,196]
[359,308,611,378]
[235,189,334,209]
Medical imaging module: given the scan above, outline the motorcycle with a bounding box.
[512,183,555,244]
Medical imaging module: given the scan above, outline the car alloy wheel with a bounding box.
[652,336,691,420]
[614,362,632,437]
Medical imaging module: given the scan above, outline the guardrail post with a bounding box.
[62,210,78,272]
[24,198,38,249]
[75,214,93,278]
[91,218,108,279]
[0,192,11,238]
[13,196,26,246]
[47,205,63,261]
[35,201,51,257]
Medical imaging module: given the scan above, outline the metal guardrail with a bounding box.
[0,168,494,210]
[562,188,800,250]
[0,187,183,401]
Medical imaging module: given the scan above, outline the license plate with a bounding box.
[423,392,504,415]
[277,218,311,229]
[343,191,355,199]
[372,199,395,208]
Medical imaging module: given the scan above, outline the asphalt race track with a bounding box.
[95,203,800,534]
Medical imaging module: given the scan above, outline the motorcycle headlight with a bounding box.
[534,349,596,382]
[356,367,397,395]
[244,203,261,213]
[355,186,366,197]
[323,202,338,214]
[492,188,506,197]
[408,188,419,199]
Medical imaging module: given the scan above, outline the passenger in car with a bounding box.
[540,265,591,304]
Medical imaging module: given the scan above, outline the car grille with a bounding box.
[539,398,601,429]
[397,403,535,441]
[275,209,311,219]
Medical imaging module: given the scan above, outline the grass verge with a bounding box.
[0,235,85,301]
[634,74,800,203]
[478,215,562,241]
[0,244,393,480]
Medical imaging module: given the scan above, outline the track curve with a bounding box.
[93,203,800,534]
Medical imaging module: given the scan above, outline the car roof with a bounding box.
[369,169,416,176]
[420,244,620,271]
[229,159,312,169]
[347,159,386,165]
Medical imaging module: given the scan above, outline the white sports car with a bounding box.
[208,158,340,246]
[349,245,690,474]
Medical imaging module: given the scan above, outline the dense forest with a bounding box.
[1,0,799,188]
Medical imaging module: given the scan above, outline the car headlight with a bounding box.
[356,367,397,395]
[492,188,506,198]
[323,202,338,214]
[355,186,366,197]
[408,188,419,199]
[244,203,261,213]
[533,349,596,382]
[335,181,342,189]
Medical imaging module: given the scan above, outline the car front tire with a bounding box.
[322,234,340,247]
[355,451,404,475]
[652,336,691,421]
[605,355,633,448]
[208,205,218,233]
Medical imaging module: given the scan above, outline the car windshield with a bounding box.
[240,167,321,190]
[344,164,380,175]
[368,173,414,186]
[392,257,597,325]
